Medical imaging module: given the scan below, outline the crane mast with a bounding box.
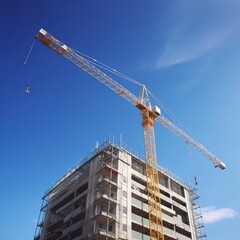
[140,107,164,239]
[35,28,225,240]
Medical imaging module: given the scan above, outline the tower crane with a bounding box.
[34,28,226,240]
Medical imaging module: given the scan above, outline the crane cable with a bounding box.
[30,47,44,84]
[24,39,36,65]
[187,145,198,185]
[70,47,144,87]
[147,89,200,144]
[24,42,44,94]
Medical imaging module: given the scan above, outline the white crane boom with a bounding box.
[35,28,225,170]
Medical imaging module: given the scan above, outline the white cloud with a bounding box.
[155,23,236,69]
[202,206,238,224]
[155,1,240,69]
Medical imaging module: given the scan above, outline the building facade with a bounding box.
[34,140,205,240]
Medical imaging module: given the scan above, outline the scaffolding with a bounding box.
[189,187,207,240]
[34,198,48,240]
[89,144,120,239]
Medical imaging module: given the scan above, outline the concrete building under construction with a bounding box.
[34,140,206,240]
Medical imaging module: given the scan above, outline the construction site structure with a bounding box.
[34,139,206,240]
[32,28,225,239]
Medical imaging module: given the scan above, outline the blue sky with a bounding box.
[1,0,240,239]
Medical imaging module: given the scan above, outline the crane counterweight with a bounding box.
[153,105,161,116]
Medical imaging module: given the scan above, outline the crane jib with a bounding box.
[35,28,226,170]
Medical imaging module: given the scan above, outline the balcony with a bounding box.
[132,212,149,229]
[55,189,87,216]
[175,229,192,240]
[97,175,118,190]
[47,219,64,234]
[62,219,84,236]
[97,161,118,175]
[163,227,178,239]
[132,197,148,213]
[92,227,116,240]
[132,229,150,240]
[95,192,117,205]
[92,209,116,223]
[174,215,191,232]
[162,212,174,225]
[64,206,84,223]
[172,199,187,212]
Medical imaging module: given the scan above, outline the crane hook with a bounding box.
[194,176,198,185]
[25,84,30,94]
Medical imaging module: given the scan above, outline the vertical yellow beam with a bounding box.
[141,109,164,240]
